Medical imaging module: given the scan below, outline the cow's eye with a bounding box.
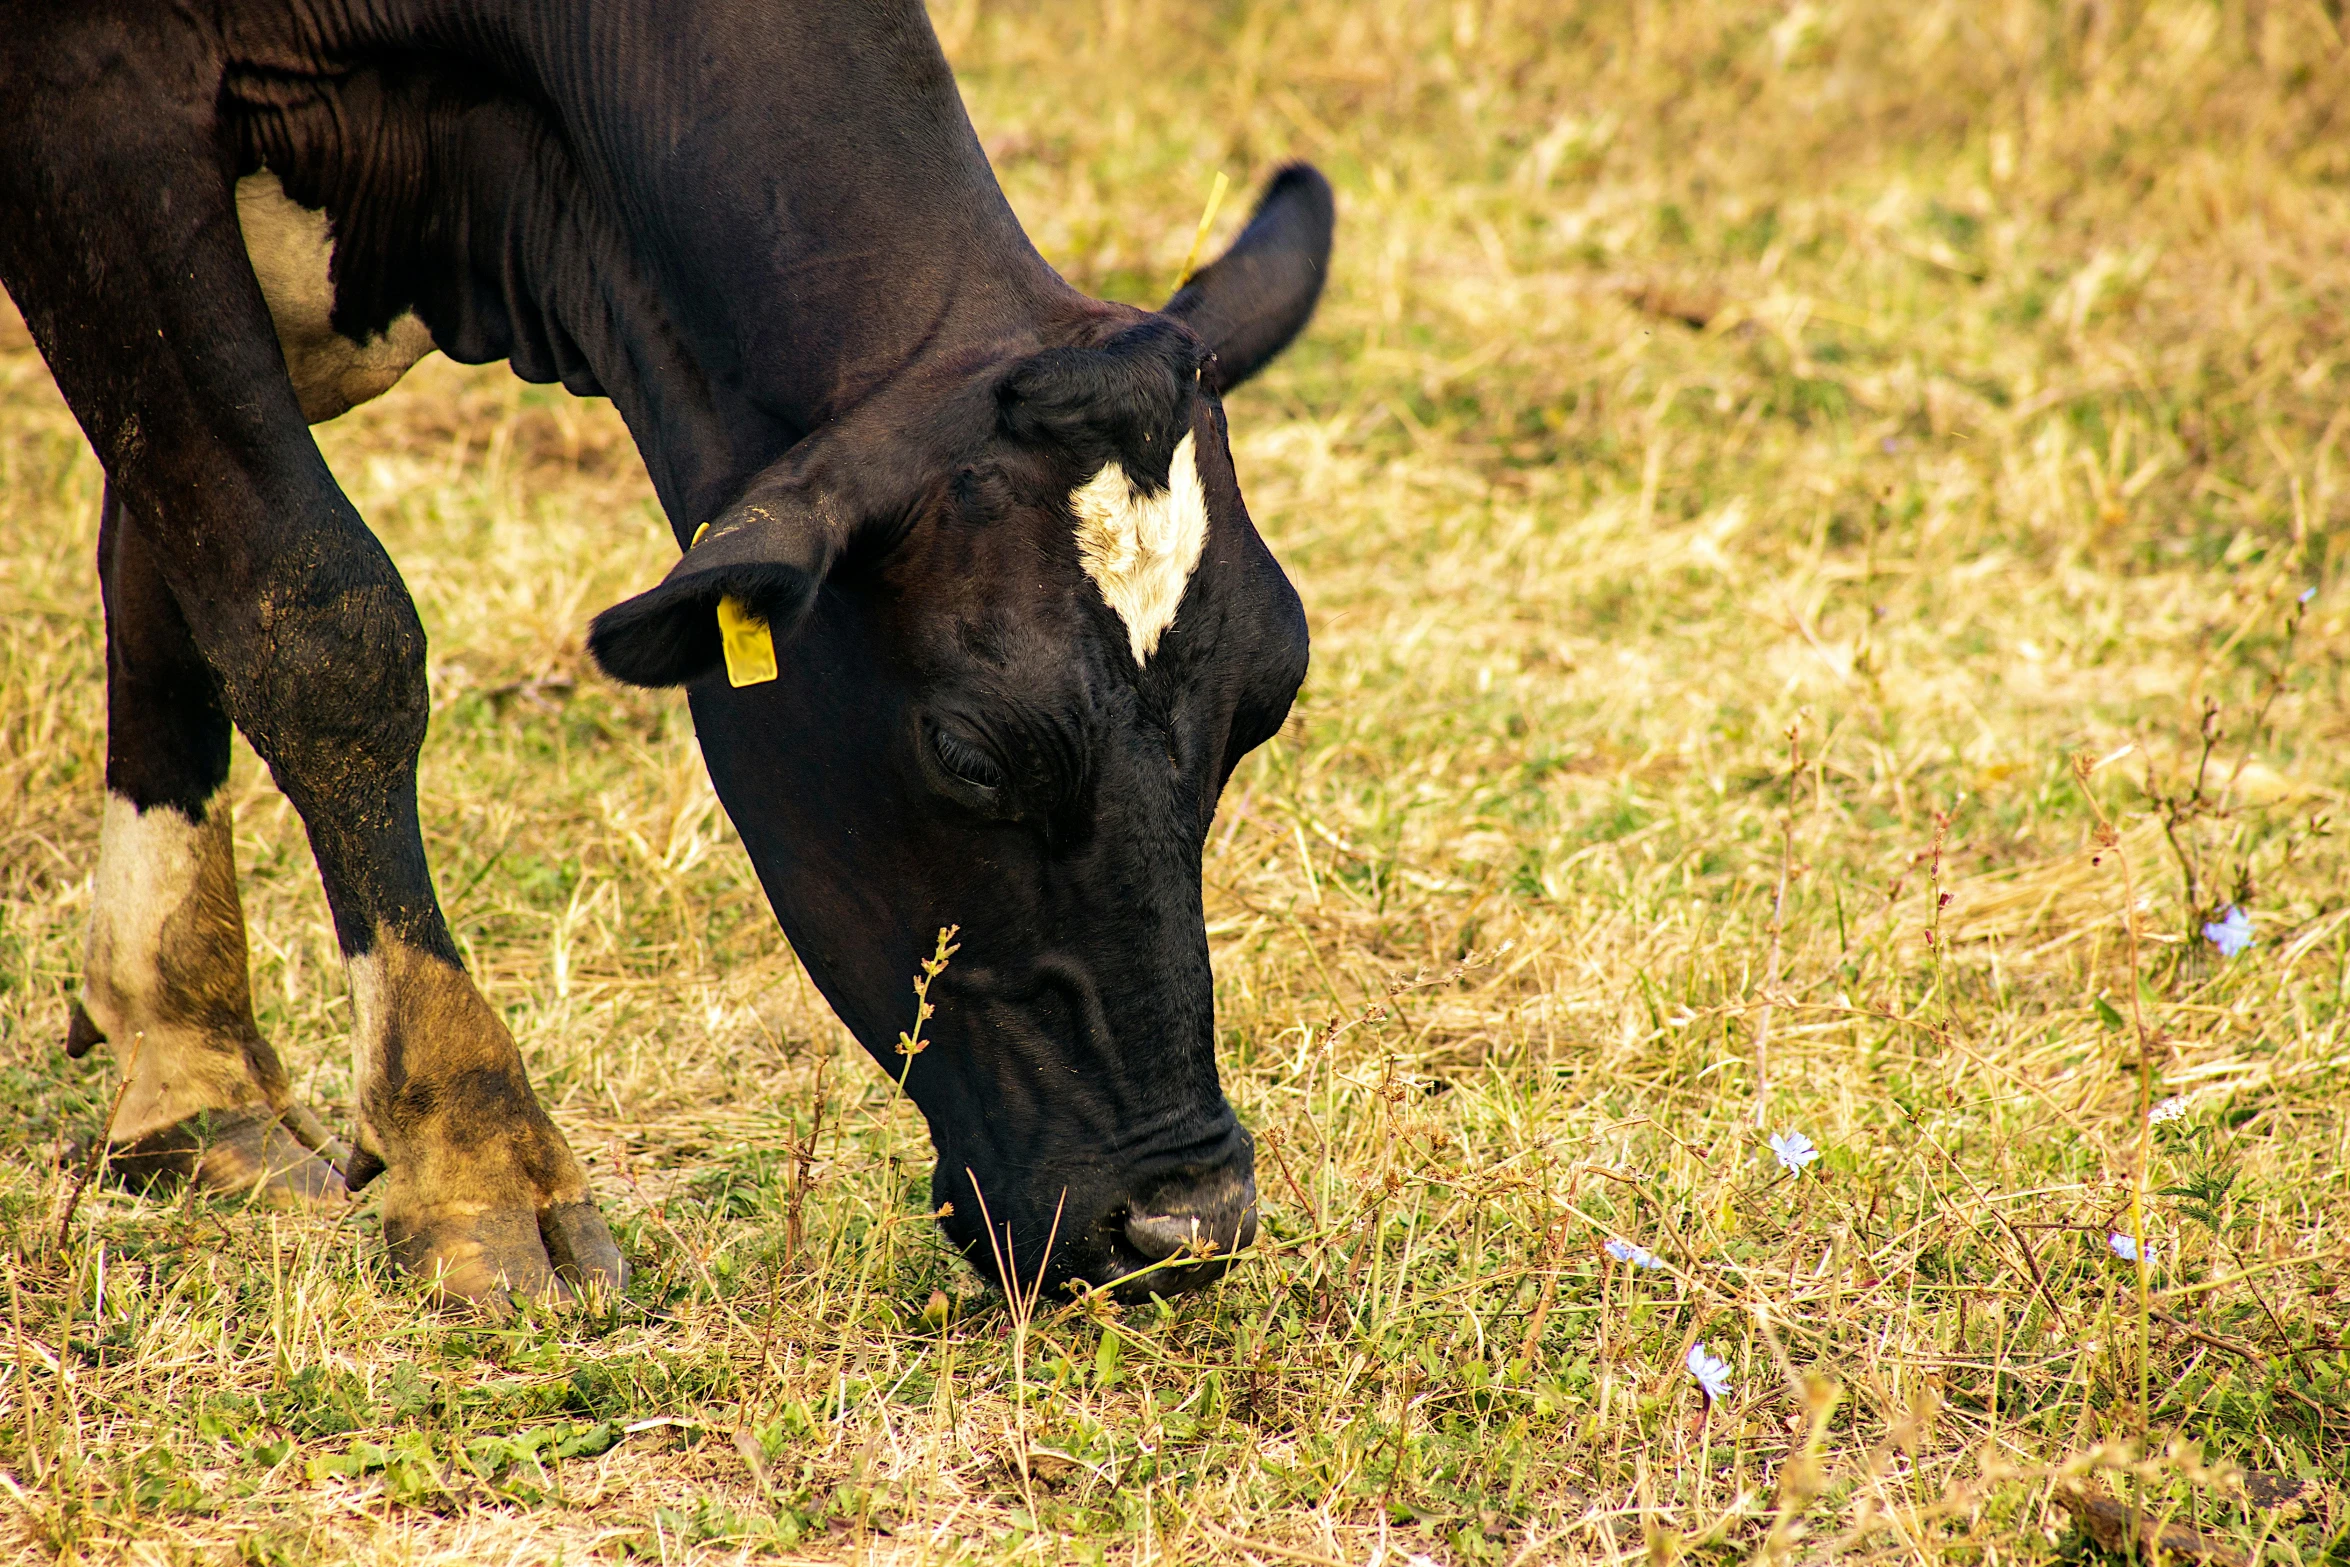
[931,725,1006,792]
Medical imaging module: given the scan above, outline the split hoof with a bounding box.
[98,1106,350,1209]
[386,1200,627,1311]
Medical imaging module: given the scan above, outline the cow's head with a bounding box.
[588,167,1332,1301]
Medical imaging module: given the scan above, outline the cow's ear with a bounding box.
[587,471,846,688]
[1161,164,1334,394]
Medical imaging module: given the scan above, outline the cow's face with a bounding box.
[590,170,1332,1300]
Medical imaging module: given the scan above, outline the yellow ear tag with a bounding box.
[689,521,779,688]
[716,597,778,687]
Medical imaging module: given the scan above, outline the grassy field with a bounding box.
[6,0,2350,1560]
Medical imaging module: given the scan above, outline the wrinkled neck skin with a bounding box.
[255,0,1082,524]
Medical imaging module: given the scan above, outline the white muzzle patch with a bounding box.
[1069,431,1209,665]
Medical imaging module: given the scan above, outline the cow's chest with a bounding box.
[235,172,434,424]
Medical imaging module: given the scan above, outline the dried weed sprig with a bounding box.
[892,923,960,1093]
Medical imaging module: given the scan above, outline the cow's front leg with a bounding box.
[75,491,346,1206]
[108,490,621,1305]
[3,35,620,1305]
[245,549,624,1306]
[343,939,619,1304]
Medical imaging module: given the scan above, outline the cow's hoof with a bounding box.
[385,1201,627,1310]
[88,1105,350,1209]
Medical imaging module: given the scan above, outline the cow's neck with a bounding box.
[267,0,1075,531]
[448,0,1070,475]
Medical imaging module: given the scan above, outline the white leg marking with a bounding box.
[235,171,434,424]
[84,792,268,1139]
[87,793,205,1035]
[1070,431,1210,664]
[344,947,394,1167]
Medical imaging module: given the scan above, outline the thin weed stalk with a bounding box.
[2073,746,2155,1447]
[54,1029,144,1257]
[1752,718,1803,1130]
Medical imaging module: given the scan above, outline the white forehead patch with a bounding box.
[1070,431,1208,664]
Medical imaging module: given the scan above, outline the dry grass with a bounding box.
[7,0,2350,1561]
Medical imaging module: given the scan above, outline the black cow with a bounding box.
[0,0,1330,1305]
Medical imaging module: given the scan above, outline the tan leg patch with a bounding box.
[84,791,279,1140]
[346,936,620,1303]
[78,792,345,1204]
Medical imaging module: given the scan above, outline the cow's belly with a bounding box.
[235,172,434,424]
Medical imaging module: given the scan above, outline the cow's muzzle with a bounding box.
[1109,1158,1258,1298]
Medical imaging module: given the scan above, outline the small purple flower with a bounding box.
[2203,906,2253,959]
[1881,436,1901,454]
[2301,586,2317,604]
[1768,1130,1821,1175]
[1687,1342,1733,1404]
[1604,1237,1666,1270]
[2109,1231,2154,1265]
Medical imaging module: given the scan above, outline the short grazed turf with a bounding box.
[4,1,2349,1561]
